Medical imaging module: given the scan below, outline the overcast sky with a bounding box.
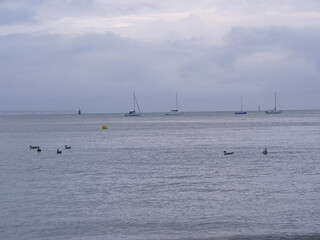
[1,0,319,113]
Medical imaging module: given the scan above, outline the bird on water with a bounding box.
[224,151,234,155]
[263,148,268,155]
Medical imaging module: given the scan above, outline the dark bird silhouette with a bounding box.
[65,145,71,149]
[224,151,234,155]
[30,145,40,149]
[57,149,62,154]
[37,147,41,152]
[263,148,268,155]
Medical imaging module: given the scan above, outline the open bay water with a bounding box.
[0,110,319,240]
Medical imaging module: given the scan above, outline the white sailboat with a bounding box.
[125,92,141,116]
[266,92,282,114]
[234,96,247,114]
[166,93,183,116]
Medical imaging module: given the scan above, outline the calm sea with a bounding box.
[0,111,319,240]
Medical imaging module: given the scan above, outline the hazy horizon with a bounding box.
[1,107,319,115]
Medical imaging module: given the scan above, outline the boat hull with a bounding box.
[234,111,247,114]
[166,110,183,116]
[125,113,141,116]
[266,110,282,114]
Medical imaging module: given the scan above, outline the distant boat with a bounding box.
[125,92,141,116]
[78,109,81,115]
[266,92,282,114]
[166,93,183,116]
[234,96,247,114]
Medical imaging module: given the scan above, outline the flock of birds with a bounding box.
[30,145,268,156]
[29,145,71,154]
[224,148,268,155]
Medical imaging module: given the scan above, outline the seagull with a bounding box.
[57,149,62,154]
[224,151,234,155]
[37,147,41,152]
[65,145,71,149]
[263,148,268,155]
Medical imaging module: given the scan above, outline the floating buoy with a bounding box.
[102,125,108,129]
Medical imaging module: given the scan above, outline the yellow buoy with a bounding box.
[102,125,108,129]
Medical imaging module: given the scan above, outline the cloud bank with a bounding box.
[0,0,319,112]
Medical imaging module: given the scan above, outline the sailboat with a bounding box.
[266,92,282,114]
[125,92,141,116]
[234,96,247,114]
[166,93,183,116]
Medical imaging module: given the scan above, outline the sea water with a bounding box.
[0,111,319,240]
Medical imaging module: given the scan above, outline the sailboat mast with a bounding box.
[240,96,243,111]
[133,92,136,111]
[274,92,277,111]
[134,92,141,113]
[176,93,178,111]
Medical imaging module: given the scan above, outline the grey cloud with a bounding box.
[0,2,36,25]
[0,0,95,26]
[223,26,320,66]
[0,26,319,112]
[203,0,320,13]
